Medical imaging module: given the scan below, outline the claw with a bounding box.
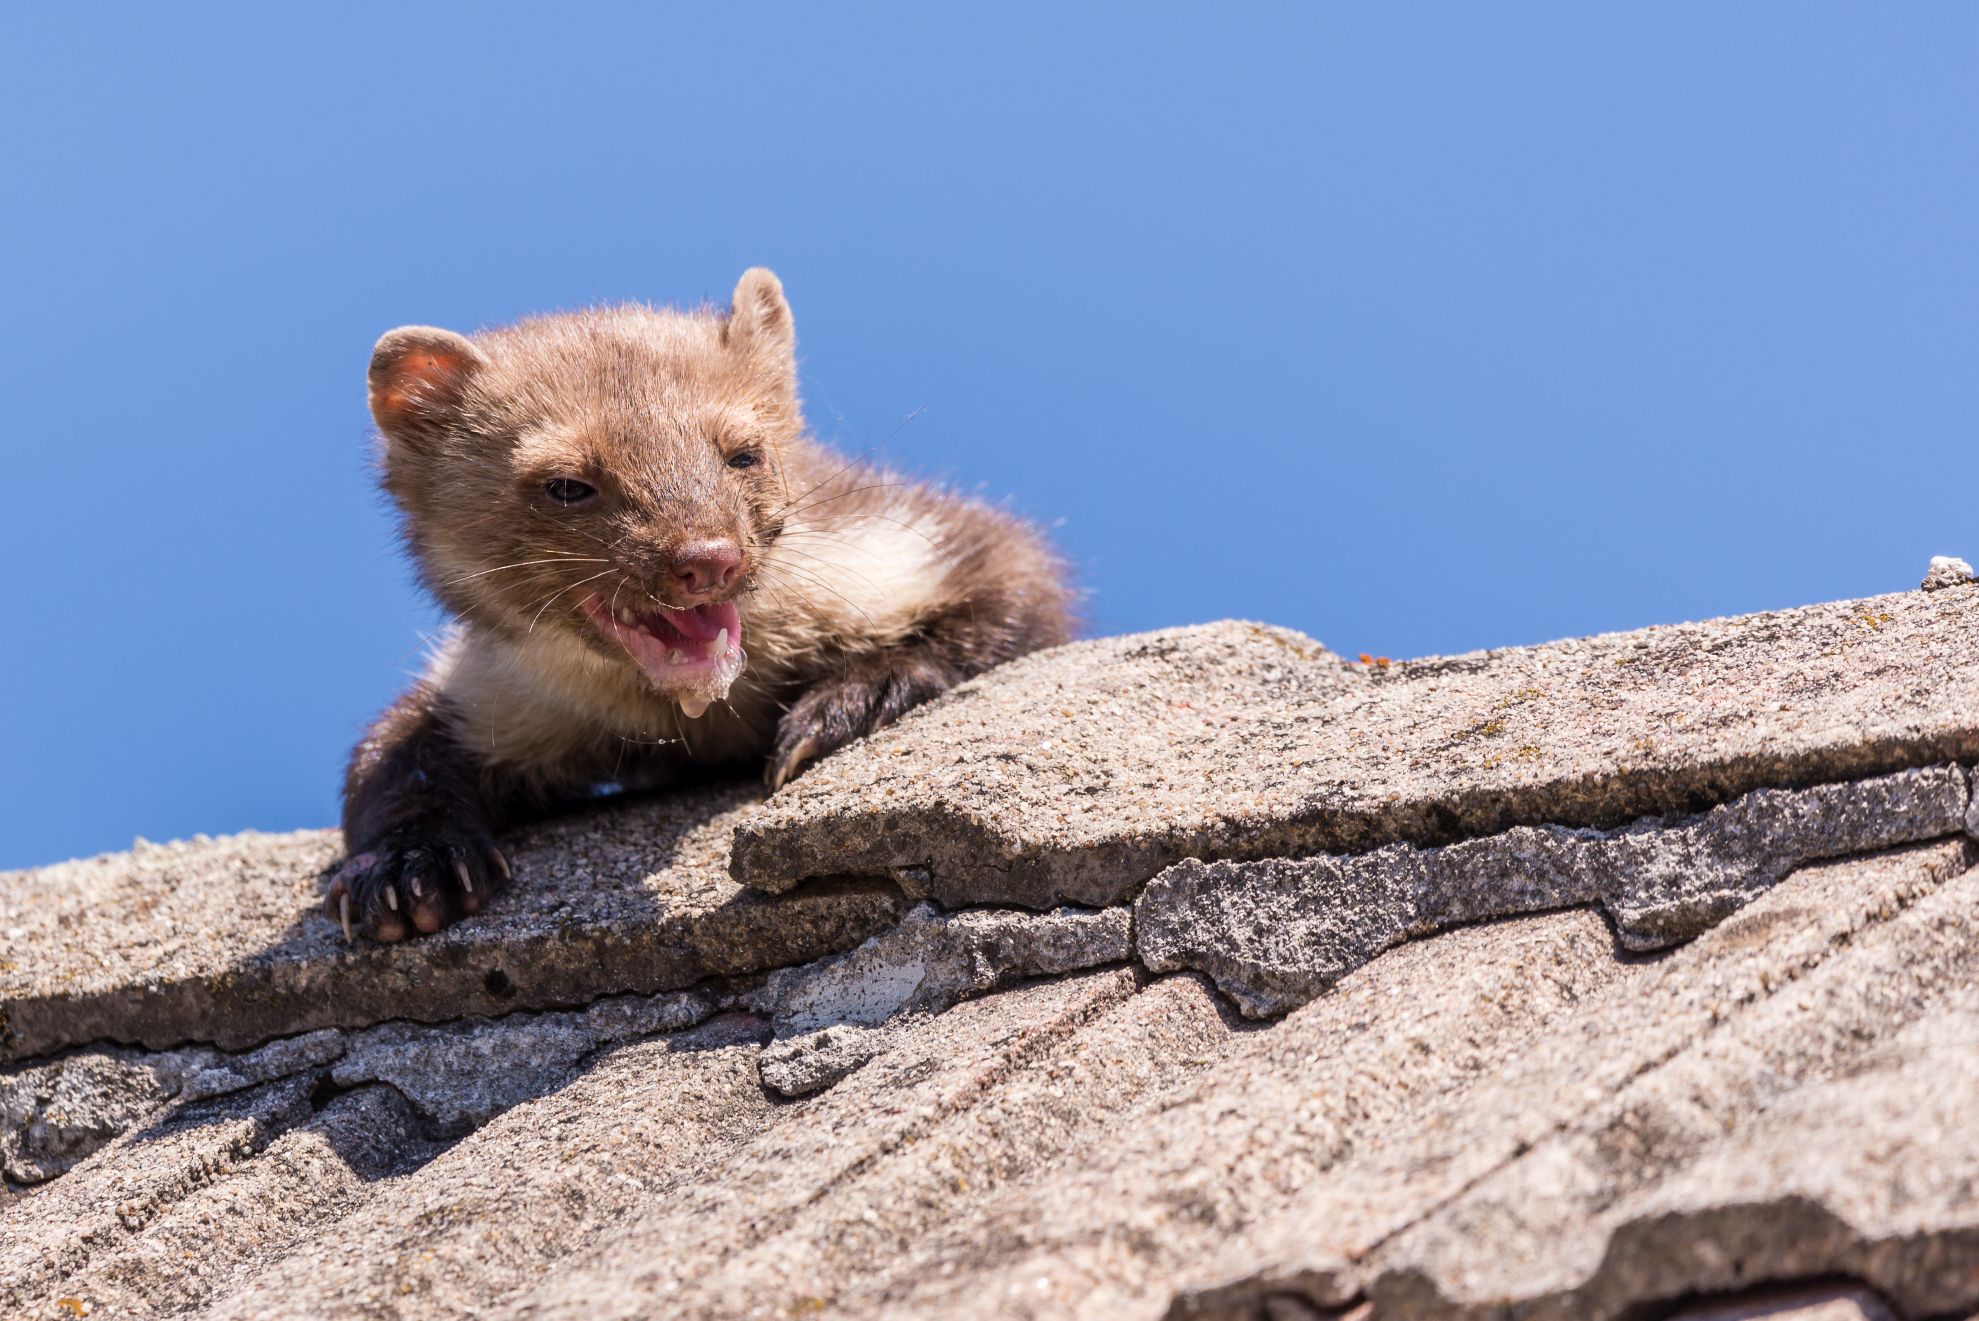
[340,892,353,944]
[455,857,474,894]
[384,885,398,910]
[770,736,821,793]
[490,847,512,881]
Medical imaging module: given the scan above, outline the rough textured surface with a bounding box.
[1137,764,1967,1015]
[1167,839,1979,1320]
[1,1049,189,1185]
[7,838,1975,1319]
[755,901,1132,1093]
[1920,554,1974,591]
[1670,1285,1896,1321]
[329,989,711,1132]
[734,590,1979,906]
[0,992,718,1185]
[2,1017,768,1320]
[196,1015,774,1321]
[7,589,1979,1320]
[0,785,904,1060]
[0,1030,346,1183]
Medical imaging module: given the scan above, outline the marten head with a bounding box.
[368,268,800,714]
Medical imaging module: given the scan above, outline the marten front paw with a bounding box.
[323,827,510,943]
[768,652,956,791]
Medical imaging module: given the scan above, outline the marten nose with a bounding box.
[668,540,744,599]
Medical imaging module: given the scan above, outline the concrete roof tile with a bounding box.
[7,587,1979,1319]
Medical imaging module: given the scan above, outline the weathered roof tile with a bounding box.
[7,588,1979,1319]
[0,787,901,1059]
[735,590,1979,906]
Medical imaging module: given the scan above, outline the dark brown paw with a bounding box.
[768,652,956,791]
[324,826,510,943]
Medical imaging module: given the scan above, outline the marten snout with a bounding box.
[663,539,746,604]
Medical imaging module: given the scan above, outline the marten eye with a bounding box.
[544,478,597,504]
[726,451,762,470]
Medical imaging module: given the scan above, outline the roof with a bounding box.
[4,585,1979,1320]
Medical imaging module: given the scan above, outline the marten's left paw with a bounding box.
[769,652,956,791]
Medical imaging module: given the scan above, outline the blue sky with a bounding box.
[5,5,1977,868]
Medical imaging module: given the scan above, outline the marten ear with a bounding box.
[725,268,796,400]
[368,327,486,442]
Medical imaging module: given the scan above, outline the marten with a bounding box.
[328,269,1071,941]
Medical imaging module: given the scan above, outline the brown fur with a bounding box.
[329,269,1072,940]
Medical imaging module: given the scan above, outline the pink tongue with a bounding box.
[658,601,739,644]
[582,595,748,716]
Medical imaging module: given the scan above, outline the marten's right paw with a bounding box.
[323,828,510,943]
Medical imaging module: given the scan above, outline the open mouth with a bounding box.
[581,596,748,718]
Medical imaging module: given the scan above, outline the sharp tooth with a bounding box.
[715,644,746,689]
[617,607,636,625]
[714,627,729,658]
[668,648,683,664]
